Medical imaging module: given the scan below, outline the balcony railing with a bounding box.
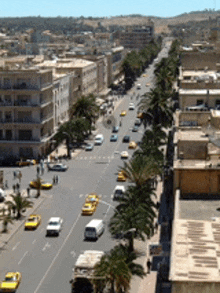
[0,137,41,142]
[0,118,40,124]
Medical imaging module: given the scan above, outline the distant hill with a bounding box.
[1,10,220,35]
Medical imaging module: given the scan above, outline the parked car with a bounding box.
[134,118,141,126]
[120,110,127,116]
[46,217,63,236]
[123,135,130,143]
[129,141,137,149]
[110,134,118,142]
[85,143,94,151]
[48,163,68,172]
[137,83,141,89]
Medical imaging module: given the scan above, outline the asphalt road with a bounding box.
[0,44,170,293]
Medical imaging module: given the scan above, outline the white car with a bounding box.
[95,134,104,145]
[137,84,141,90]
[129,103,135,110]
[46,217,63,236]
[121,151,129,159]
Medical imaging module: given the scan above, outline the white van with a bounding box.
[84,219,105,240]
[95,134,104,145]
[113,185,125,200]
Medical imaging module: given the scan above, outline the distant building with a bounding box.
[118,22,154,50]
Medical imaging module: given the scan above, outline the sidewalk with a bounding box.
[130,179,163,293]
[0,189,46,249]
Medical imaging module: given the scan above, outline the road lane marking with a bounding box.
[12,241,20,251]
[32,239,36,245]
[42,242,51,252]
[79,194,84,198]
[33,212,81,293]
[18,251,28,265]
[40,228,44,234]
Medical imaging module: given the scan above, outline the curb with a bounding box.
[0,194,47,249]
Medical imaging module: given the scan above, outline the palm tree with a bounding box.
[93,245,136,293]
[120,154,161,188]
[5,192,33,219]
[70,94,99,133]
[1,214,14,233]
[109,185,156,252]
[34,177,42,198]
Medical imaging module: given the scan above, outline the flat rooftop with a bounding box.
[170,219,220,282]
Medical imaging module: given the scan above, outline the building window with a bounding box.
[18,130,32,141]
[5,130,12,140]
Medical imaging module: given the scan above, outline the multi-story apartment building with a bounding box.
[118,23,154,50]
[0,66,54,161]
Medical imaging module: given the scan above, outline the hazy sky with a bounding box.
[0,0,217,18]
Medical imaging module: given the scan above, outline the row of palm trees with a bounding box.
[91,39,180,293]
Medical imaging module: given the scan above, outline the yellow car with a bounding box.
[16,159,36,166]
[29,180,53,190]
[120,110,127,116]
[129,141,137,149]
[24,214,41,230]
[81,203,96,215]
[0,272,21,291]
[137,112,144,119]
[85,193,99,206]
[142,74,147,77]
[117,171,127,182]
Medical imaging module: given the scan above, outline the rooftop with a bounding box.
[170,219,220,282]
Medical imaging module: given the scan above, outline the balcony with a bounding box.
[14,101,39,107]
[0,82,52,91]
[0,137,41,143]
[0,118,40,124]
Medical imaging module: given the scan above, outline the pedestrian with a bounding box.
[41,165,44,175]
[27,187,30,198]
[18,171,22,183]
[56,175,59,184]
[147,259,152,274]
[53,176,56,185]
[156,201,160,210]
[13,170,16,180]
[12,206,16,215]
[13,184,16,193]
[37,166,40,176]
[16,183,20,192]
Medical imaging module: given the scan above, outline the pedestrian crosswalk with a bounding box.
[74,155,115,161]
[77,193,111,199]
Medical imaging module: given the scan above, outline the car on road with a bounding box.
[132,125,139,132]
[25,214,41,230]
[110,134,118,142]
[128,103,135,110]
[129,141,137,149]
[117,171,127,182]
[85,193,99,207]
[0,272,22,291]
[85,143,94,151]
[16,159,37,167]
[48,163,68,172]
[123,135,130,143]
[121,151,129,159]
[95,134,104,145]
[81,202,96,215]
[113,185,126,200]
[112,126,119,133]
[46,217,63,236]
[137,83,141,89]
[120,110,127,116]
[142,74,147,77]
[29,180,53,190]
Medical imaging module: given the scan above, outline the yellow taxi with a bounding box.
[137,112,144,119]
[0,272,21,291]
[29,180,53,190]
[16,159,36,167]
[24,214,41,230]
[142,74,147,77]
[117,171,127,182]
[81,203,96,215]
[120,110,127,116]
[129,141,137,149]
[85,193,99,206]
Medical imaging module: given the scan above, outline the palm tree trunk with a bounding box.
[17,210,21,219]
[66,137,71,159]
[110,280,115,293]
[128,235,134,252]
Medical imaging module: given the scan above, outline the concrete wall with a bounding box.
[172,281,220,293]
[181,52,220,70]
[174,169,220,195]
[178,140,207,160]
[177,111,211,127]
[179,93,220,109]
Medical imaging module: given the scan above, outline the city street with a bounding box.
[0,44,170,293]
